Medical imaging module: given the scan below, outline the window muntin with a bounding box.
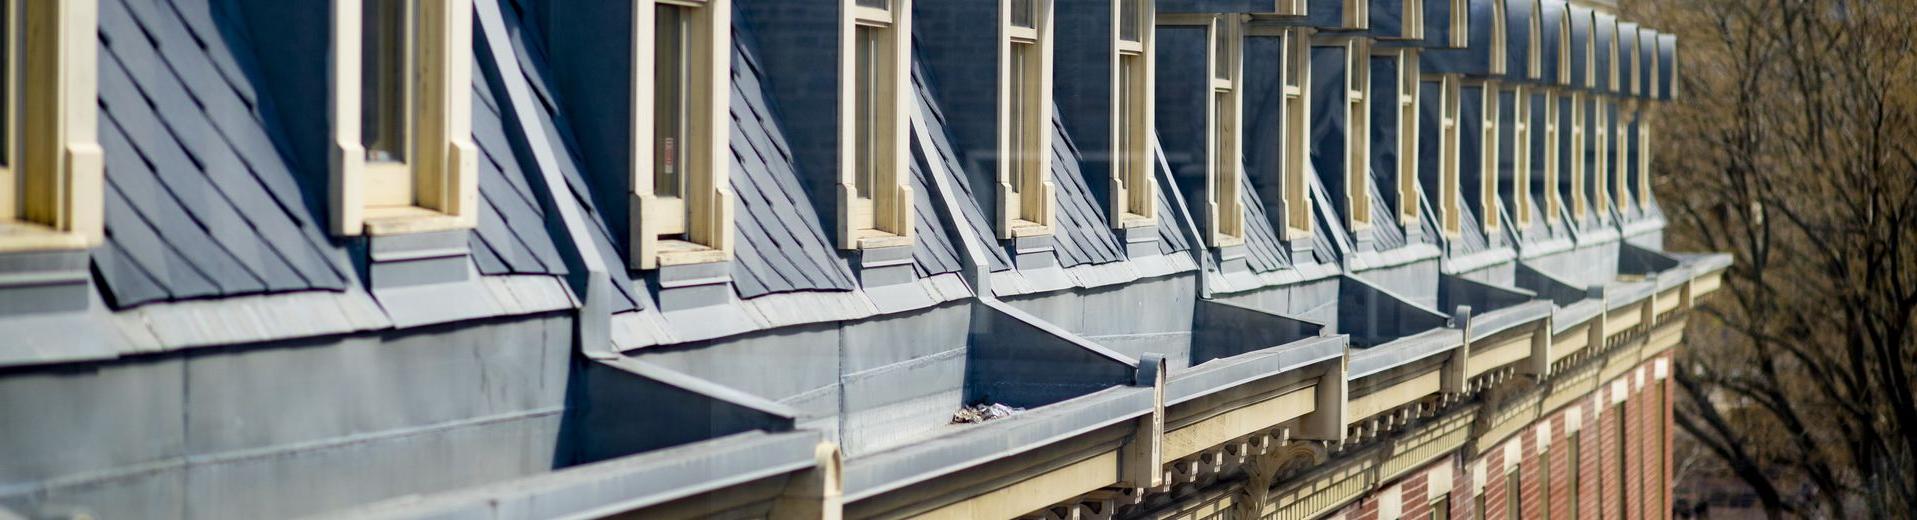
[840,0,912,249]
[1113,0,1153,227]
[1282,28,1311,239]
[632,0,731,267]
[999,0,1052,238]
[1208,15,1243,245]
[0,0,102,251]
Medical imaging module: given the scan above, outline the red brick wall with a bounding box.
[1331,353,1674,520]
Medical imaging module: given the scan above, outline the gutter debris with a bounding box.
[951,403,1023,424]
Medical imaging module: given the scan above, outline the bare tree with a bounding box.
[1627,0,1917,517]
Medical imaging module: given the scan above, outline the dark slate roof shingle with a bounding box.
[95,0,349,308]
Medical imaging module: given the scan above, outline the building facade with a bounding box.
[0,0,1724,518]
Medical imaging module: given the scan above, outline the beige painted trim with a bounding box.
[1550,322,1589,364]
[331,0,478,237]
[1512,84,1532,228]
[631,0,733,267]
[1427,463,1453,498]
[1162,385,1316,463]
[1592,97,1610,217]
[1347,370,1441,423]
[1568,91,1586,219]
[910,450,1117,520]
[837,0,913,249]
[1467,334,1531,377]
[0,0,103,251]
[1111,0,1156,228]
[1691,270,1722,296]
[996,0,1055,239]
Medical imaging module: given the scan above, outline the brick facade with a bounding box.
[1335,353,1673,520]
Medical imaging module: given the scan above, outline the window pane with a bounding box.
[1118,0,1140,42]
[854,25,879,199]
[856,0,889,8]
[362,0,410,163]
[1008,42,1030,196]
[1213,24,1229,80]
[653,4,689,200]
[1010,0,1036,29]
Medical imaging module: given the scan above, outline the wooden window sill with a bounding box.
[0,222,89,253]
[853,229,913,250]
[1119,213,1156,229]
[655,239,729,267]
[363,206,468,236]
[1008,219,1052,238]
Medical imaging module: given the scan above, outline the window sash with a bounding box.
[1117,50,1152,222]
[652,2,693,236]
[1282,28,1311,238]
[362,0,416,209]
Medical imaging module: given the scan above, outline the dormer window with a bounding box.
[632,0,731,267]
[1113,0,1155,227]
[333,0,478,237]
[840,0,913,249]
[1396,50,1421,225]
[1000,0,1054,238]
[1591,98,1609,217]
[1569,92,1586,219]
[1439,75,1462,236]
[1343,39,1372,230]
[1282,27,1312,239]
[0,0,102,252]
[1208,15,1244,245]
[1478,83,1500,232]
[1511,85,1531,227]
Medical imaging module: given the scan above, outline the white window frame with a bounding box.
[1340,38,1372,231]
[0,0,102,252]
[1541,89,1560,224]
[331,0,479,237]
[632,0,733,267]
[839,0,913,249]
[1282,27,1313,239]
[1449,0,1468,48]
[1569,91,1585,220]
[998,0,1055,239]
[1342,0,1369,30]
[1477,80,1500,232]
[1438,74,1462,237]
[1111,0,1155,228]
[1512,84,1530,228]
[1207,14,1244,246]
[1400,0,1425,40]
[1592,96,1609,218]
[1637,108,1651,209]
[1395,49,1421,225]
[1614,101,1633,215]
